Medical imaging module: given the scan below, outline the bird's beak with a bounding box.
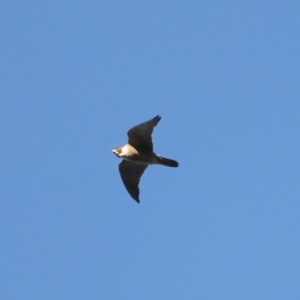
[112,149,118,157]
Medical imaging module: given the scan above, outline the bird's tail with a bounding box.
[156,155,179,167]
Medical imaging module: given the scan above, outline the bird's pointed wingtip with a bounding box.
[153,115,161,123]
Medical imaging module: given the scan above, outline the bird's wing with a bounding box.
[127,115,161,151]
[118,160,148,203]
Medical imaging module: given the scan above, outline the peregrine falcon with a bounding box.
[112,115,179,203]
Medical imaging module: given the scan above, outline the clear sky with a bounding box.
[1,1,300,299]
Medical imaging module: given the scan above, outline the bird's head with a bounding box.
[112,146,123,157]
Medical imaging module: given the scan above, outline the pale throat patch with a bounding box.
[120,145,130,156]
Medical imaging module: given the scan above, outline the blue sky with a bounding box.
[1,1,300,299]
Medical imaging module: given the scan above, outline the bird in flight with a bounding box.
[112,115,179,203]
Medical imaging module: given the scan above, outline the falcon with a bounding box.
[112,115,179,203]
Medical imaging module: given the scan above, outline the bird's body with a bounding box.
[112,115,178,203]
[113,144,156,165]
[113,144,177,166]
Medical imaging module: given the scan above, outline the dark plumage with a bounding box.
[112,115,178,203]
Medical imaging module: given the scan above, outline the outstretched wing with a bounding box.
[118,160,148,203]
[127,115,161,151]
